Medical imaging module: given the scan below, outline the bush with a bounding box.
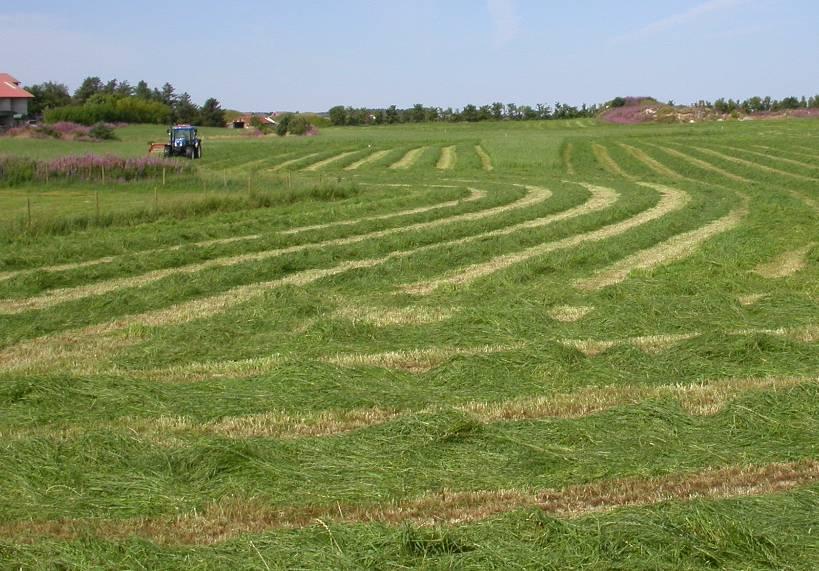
[45,96,171,125]
[88,122,118,140]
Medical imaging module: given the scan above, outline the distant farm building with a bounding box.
[0,73,34,128]
[230,114,278,129]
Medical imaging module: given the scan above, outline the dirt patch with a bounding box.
[575,194,749,291]
[754,243,816,278]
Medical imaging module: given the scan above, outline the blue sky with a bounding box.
[4,1,818,112]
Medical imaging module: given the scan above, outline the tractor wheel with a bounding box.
[186,146,194,159]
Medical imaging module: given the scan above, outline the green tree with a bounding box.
[134,80,152,101]
[197,97,226,127]
[25,82,71,116]
[174,92,198,124]
[328,105,347,126]
[73,76,104,104]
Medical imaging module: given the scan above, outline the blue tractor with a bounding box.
[163,124,202,159]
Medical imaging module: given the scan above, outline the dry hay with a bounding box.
[475,145,494,171]
[575,194,749,291]
[737,293,768,306]
[754,242,816,278]
[324,344,519,374]
[4,459,816,544]
[692,146,816,182]
[591,143,634,179]
[268,153,320,172]
[389,147,428,169]
[0,235,261,285]
[280,187,486,235]
[334,304,456,327]
[562,143,575,175]
[618,143,683,179]
[547,305,593,322]
[403,182,688,295]
[650,145,750,183]
[722,145,819,171]
[130,354,285,382]
[436,146,457,170]
[344,149,391,170]
[6,376,813,442]
[0,184,545,315]
[301,150,360,172]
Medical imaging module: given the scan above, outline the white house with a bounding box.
[0,73,34,128]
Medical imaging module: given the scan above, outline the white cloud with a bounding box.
[487,0,520,48]
[614,0,745,43]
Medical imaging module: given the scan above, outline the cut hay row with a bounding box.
[389,147,428,169]
[0,185,545,315]
[562,143,575,175]
[0,186,554,369]
[754,242,816,278]
[0,234,263,284]
[561,323,818,357]
[547,305,593,322]
[300,150,360,172]
[343,149,391,170]
[691,146,816,182]
[575,196,749,291]
[6,376,812,443]
[324,344,521,373]
[280,187,486,235]
[0,184,466,282]
[3,459,816,544]
[436,146,457,170]
[738,293,767,306]
[754,144,819,162]
[649,145,750,182]
[333,304,457,327]
[722,145,819,171]
[268,153,320,172]
[618,143,684,179]
[475,145,493,171]
[591,143,634,179]
[403,182,689,295]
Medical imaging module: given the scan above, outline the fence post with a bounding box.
[27,197,31,232]
[223,169,227,188]
[95,191,100,222]
[154,186,158,212]
[101,164,106,185]
[162,168,166,186]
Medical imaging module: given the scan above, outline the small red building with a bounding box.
[0,73,34,128]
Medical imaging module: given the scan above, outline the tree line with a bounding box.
[328,101,599,126]
[24,78,226,126]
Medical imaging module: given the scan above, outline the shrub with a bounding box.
[88,122,118,140]
[0,154,191,186]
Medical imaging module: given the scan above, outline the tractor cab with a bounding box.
[162,124,202,159]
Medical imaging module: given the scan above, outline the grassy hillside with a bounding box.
[0,116,817,569]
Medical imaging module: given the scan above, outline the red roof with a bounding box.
[0,73,34,99]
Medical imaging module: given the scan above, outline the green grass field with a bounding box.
[0,117,817,569]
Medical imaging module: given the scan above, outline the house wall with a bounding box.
[11,99,28,114]
[0,99,11,112]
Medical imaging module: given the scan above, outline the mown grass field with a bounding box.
[0,117,817,569]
